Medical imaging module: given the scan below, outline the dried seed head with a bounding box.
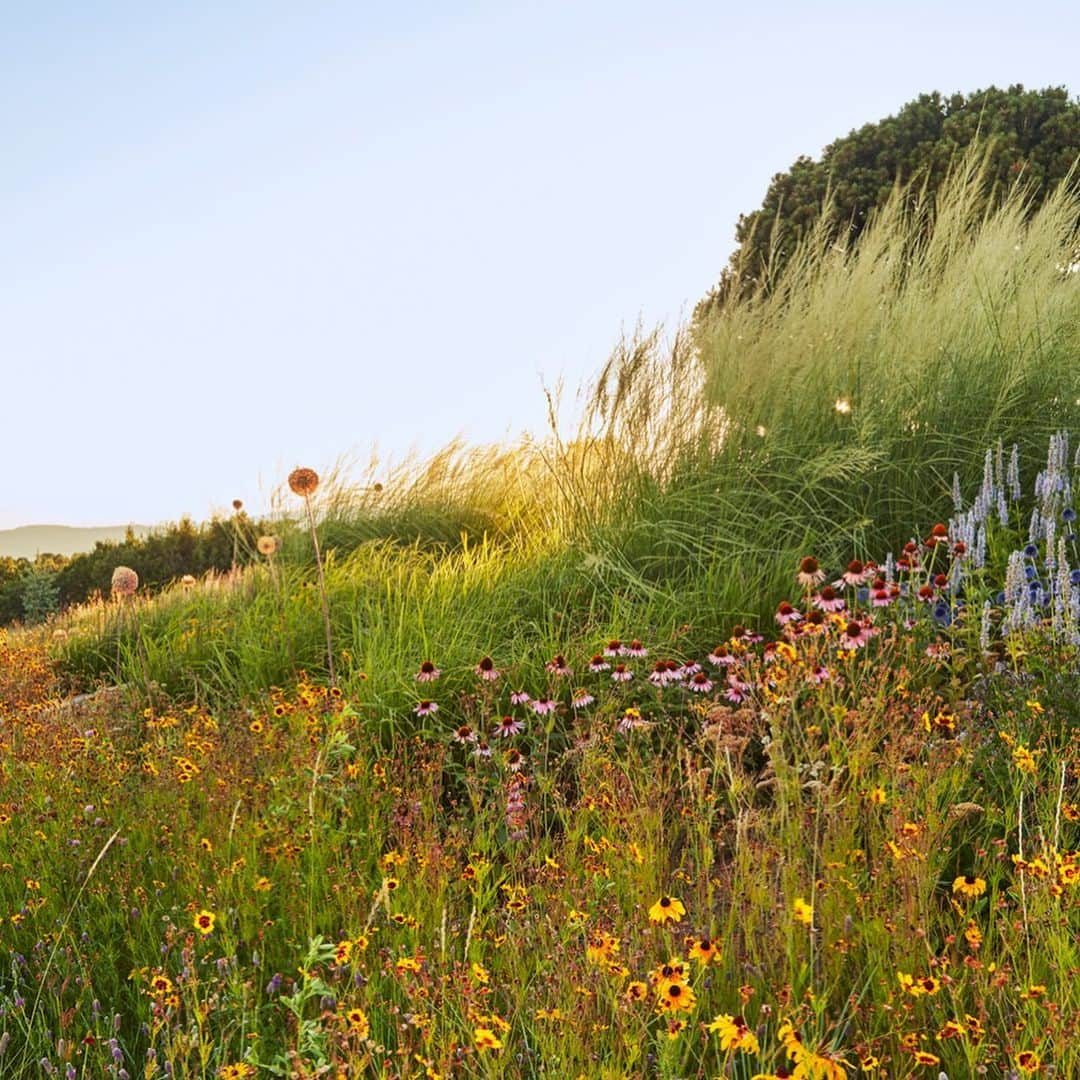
[111,566,139,597]
[288,467,320,497]
[257,535,280,557]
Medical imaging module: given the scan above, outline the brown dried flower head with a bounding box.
[111,566,139,597]
[257,535,280,557]
[288,467,320,498]
[232,499,243,511]
[181,574,197,588]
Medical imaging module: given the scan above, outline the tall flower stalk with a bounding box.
[289,467,336,687]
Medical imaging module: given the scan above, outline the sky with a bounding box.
[3,0,1078,528]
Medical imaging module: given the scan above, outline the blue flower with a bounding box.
[1064,508,1077,523]
[1071,570,1080,587]
[933,602,952,626]
[1024,543,1039,559]
[1025,565,1037,581]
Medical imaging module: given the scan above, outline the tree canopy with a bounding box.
[698,84,1080,314]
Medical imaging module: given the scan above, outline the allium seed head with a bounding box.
[288,467,320,497]
[111,566,139,597]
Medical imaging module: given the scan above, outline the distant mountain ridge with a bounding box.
[0,524,151,560]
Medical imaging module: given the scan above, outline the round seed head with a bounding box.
[288,467,320,497]
[111,566,139,597]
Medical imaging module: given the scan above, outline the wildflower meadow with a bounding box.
[2,159,1080,1079]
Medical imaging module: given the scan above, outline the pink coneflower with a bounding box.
[572,689,595,708]
[611,664,633,683]
[545,654,572,677]
[681,660,702,677]
[453,724,477,743]
[588,654,611,673]
[475,656,500,681]
[473,740,492,759]
[762,641,778,663]
[839,620,872,649]
[625,640,648,658]
[812,585,845,613]
[917,584,936,602]
[504,747,526,772]
[510,689,531,705]
[665,659,683,679]
[415,661,441,683]
[648,661,670,687]
[707,644,734,666]
[725,675,749,703]
[808,665,831,685]
[840,560,869,587]
[775,602,802,626]
[688,672,714,693]
[414,700,438,716]
[531,697,556,715]
[797,556,826,588]
[604,640,623,657]
[871,588,892,608]
[495,715,524,737]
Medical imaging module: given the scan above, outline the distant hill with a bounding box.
[0,525,151,560]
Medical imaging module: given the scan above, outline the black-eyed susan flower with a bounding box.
[952,874,987,899]
[656,980,696,1013]
[1012,744,1038,774]
[648,896,685,924]
[707,1013,759,1054]
[793,897,814,926]
[474,1027,503,1052]
[219,1064,256,1080]
[688,936,719,965]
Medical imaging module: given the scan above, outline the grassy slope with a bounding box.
[57,153,1080,715]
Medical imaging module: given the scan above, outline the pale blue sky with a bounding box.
[3,1,1077,527]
